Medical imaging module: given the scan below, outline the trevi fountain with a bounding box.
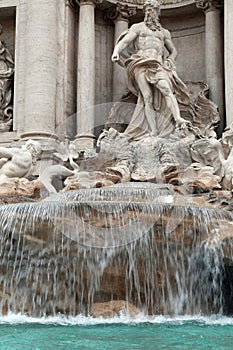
[0,0,232,349]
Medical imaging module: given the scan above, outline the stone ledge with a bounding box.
[105,0,195,10]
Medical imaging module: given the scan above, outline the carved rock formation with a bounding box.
[91,300,140,318]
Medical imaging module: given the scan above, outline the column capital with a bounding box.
[105,4,136,24]
[69,0,102,7]
[195,0,223,12]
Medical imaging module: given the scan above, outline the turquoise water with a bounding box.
[0,315,233,349]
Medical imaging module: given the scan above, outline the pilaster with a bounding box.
[21,0,58,141]
[224,1,233,126]
[106,4,136,101]
[195,0,224,134]
[74,0,102,150]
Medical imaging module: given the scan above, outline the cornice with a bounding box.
[105,0,196,10]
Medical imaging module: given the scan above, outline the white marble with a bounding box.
[75,0,96,150]
[22,0,58,140]
[205,5,224,132]
[113,17,128,101]
[224,1,233,126]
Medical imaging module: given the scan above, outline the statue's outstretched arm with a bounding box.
[112,26,138,62]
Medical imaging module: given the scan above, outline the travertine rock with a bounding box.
[91,300,140,318]
[178,163,221,193]
[0,178,41,197]
[191,136,233,191]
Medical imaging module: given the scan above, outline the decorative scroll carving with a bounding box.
[0,25,14,132]
[105,3,136,24]
[195,0,223,10]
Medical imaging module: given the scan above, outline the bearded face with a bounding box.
[144,6,161,31]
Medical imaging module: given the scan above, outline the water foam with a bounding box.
[0,313,233,326]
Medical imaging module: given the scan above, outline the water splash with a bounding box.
[0,183,232,316]
[0,313,233,326]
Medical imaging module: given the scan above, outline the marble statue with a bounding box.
[0,140,41,179]
[0,140,42,197]
[191,126,233,191]
[111,0,190,140]
[39,0,226,195]
[0,24,14,131]
[40,140,79,194]
[40,133,135,193]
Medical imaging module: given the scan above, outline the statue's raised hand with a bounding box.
[112,52,119,62]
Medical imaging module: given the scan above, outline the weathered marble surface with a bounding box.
[0,184,232,316]
[0,140,41,197]
[92,300,139,318]
[0,1,229,200]
[0,25,14,132]
[39,0,226,195]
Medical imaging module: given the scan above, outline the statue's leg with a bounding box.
[156,79,186,127]
[135,69,157,136]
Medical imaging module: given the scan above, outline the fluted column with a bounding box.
[74,0,100,150]
[108,5,136,101]
[21,0,58,140]
[224,1,233,126]
[196,0,224,133]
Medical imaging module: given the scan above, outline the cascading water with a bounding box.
[0,183,232,316]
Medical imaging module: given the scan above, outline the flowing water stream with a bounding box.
[0,183,232,317]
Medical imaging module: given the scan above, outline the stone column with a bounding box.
[224,1,233,126]
[74,0,100,151]
[109,5,136,101]
[196,0,224,133]
[21,0,58,140]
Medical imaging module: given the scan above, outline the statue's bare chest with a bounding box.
[137,27,165,46]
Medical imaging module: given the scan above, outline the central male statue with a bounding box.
[112,0,191,140]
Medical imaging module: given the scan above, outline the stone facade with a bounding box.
[0,0,226,146]
[0,0,233,318]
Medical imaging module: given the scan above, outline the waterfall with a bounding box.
[0,183,232,316]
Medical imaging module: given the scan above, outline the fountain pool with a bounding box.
[0,314,233,349]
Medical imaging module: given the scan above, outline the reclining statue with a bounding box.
[0,140,41,179]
